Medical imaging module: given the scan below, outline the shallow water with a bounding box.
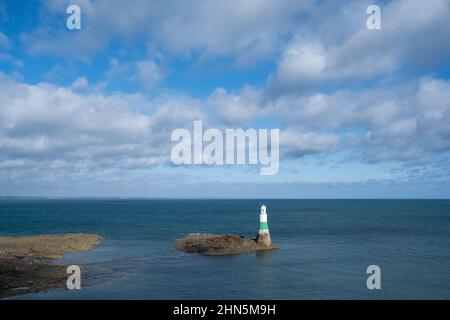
[1,199,450,299]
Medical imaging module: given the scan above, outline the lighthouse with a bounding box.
[256,204,271,246]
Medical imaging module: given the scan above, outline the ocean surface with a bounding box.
[1,199,450,299]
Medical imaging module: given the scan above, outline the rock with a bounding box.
[0,233,101,298]
[175,234,278,256]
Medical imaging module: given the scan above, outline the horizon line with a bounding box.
[1,196,449,200]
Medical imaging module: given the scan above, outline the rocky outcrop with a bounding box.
[0,233,101,298]
[175,234,278,256]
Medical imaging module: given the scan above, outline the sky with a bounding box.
[0,0,449,198]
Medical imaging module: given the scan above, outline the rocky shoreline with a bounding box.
[0,233,101,298]
[1,232,277,298]
[175,234,279,256]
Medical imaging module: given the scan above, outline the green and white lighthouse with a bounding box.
[256,204,271,246]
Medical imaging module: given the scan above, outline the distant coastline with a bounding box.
[1,197,450,200]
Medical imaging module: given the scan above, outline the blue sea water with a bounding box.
[1,199,450,300]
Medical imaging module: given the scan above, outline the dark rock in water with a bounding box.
[175,234,279,256]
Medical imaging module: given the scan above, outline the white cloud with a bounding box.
[152,0,308,61]
[0,72,202,167]
[0,73,449,190]
[27,0,312,64]
[269,0,450,91]
[71,77,89,91]
[272,40,326,88]
[137,60,163,90]
[105,59,164,91]
[207,86,265,125]
[204,74,450,167]
[2,0,450,192]
[203,74,450,169]
[280,130,339,157]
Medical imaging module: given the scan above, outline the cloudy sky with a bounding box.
[0,0,449,198]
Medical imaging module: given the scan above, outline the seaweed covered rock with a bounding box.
[175,234,278,256]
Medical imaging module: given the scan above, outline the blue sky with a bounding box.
[0,0,449,198]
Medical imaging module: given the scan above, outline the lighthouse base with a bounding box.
[256,231,271,246]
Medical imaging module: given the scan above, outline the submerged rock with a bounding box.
[0,233,101,298]
[175,234,279,256]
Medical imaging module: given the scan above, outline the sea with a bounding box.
[1,199,449,299]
